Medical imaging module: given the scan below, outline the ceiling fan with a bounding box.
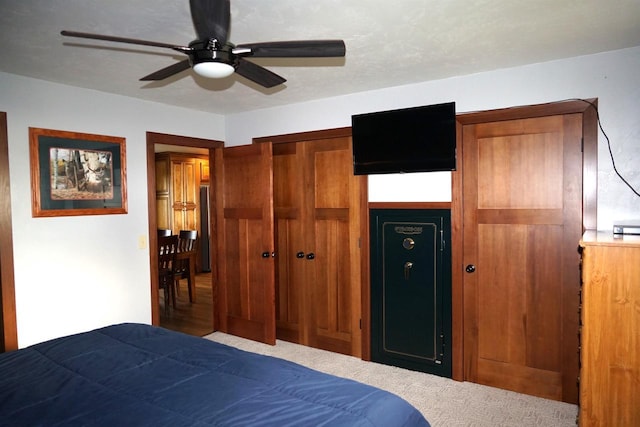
[60,0,345,89]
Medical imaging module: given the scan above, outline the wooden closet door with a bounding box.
[215,143,276,344]
[271,132,365,357]
[462,114,583,403]
[273,142,306,343]
[304,137,363,357]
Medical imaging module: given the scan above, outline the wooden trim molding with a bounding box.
[0,112,18,351]
[368,202,451,210]
[253,127,352,144]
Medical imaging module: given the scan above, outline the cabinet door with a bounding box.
[171,159,198,232]
[155,157,171,230]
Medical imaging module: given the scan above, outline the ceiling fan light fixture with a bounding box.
[193,61,235,78]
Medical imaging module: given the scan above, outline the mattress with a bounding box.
[0,323,430,426]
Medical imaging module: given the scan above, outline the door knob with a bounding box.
[296,252,305,259]
[306,252,315,260]
[465,264,476,273]
[262,252,275,258]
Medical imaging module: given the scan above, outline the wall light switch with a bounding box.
[138,235,147,250]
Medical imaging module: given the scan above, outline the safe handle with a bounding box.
[404,261,413,280]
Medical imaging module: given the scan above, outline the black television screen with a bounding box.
[351,102,456,175]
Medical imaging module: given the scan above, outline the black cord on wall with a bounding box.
[575,98,640,198]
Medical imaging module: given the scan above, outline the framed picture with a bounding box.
[29,127,127,217]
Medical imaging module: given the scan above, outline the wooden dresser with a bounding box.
[578,231,640,426]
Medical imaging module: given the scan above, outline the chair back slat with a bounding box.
[178,230,197,252]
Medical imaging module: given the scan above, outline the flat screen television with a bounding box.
[351,102,456,175]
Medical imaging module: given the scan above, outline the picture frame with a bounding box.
[29,127,127,217]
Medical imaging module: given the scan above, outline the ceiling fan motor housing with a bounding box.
[188,39,236,68]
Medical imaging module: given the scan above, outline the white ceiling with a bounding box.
[2,0,639,115]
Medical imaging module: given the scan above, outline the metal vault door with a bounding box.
[370,209,452,378]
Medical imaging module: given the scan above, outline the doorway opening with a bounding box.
[146,132,223,337]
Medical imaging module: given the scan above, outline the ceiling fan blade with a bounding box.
[61,30,187,51]
[140,59,191,81]
[234,40,346,58]
[235,58,286,88]
[190,0,230,44]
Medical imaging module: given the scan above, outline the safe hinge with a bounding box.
[435,332,446,365]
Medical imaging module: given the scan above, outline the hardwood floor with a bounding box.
[160,272,214,337]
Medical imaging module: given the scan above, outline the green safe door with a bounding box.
[370,209,452,378]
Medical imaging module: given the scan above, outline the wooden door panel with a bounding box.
[268,131,365,358]
[463,113,583,403]
[182,161,198,205]
[215,143,275,344]
[477,225,563,372]
[305,137,362,356]
[310,217,353,353]
[477,133,563,209]
[273,142,305,343]
[171,161,185,205]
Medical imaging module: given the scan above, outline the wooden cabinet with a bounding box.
[155,152,208,234]
[579,231,640,426]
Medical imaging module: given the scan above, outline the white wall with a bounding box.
[226,47,640,229]
[1,72,225,347]
[2,46,639,347]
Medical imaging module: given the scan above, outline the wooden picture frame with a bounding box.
[29,127,127,217]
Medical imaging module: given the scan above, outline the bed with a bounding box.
[0,323,430,426]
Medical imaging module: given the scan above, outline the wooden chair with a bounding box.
[174,230,197,302]
[157,229,172,237]
[158,235,178,314]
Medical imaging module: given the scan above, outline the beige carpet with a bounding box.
[204,332,578,427]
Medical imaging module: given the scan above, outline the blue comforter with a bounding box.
[0,323,429,426]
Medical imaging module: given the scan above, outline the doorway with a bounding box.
[146,132,223,336]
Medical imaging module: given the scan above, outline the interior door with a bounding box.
[272,134,364,357]
[215,142,276,344]
[462,113,583,403]
[273,142,306,343]
[304,137,363,356]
